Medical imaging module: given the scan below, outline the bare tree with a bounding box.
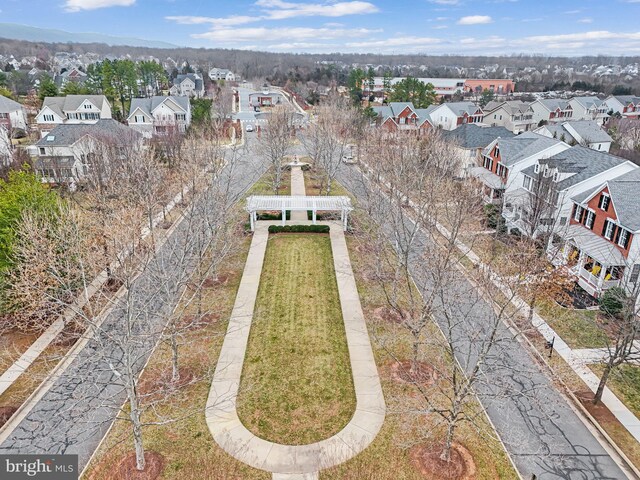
[259,105,295,195]
[301,94,363,194]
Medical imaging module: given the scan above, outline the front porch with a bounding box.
[559,225,626,298]
[469,166,504,205]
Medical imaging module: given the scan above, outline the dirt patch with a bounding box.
[410,442,476,480]
[92,451,165,480]
[391,361,437,385]
[202,273,231,288]
[0,406,18,428]
[138,367,196,403]
[374,306,408,324]
[575,389,618,424]
[181,312,221,329]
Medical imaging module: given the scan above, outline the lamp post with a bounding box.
[545,336,555,359]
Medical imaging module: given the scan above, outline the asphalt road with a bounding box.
[335,163,627,480]
[0,138,268,470]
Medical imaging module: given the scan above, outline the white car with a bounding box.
[245,124,254,132]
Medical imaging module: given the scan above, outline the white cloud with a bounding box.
[193,26,380,43]
[428,0,461,4]
[255,0,379,19]
[457,15,493,25]
[577,18,593,24]
[433,25,448,29]
[165,15,260,26]
[521,30,640,43]
[64,0,134,12]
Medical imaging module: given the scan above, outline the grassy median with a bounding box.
[236,233,356,445]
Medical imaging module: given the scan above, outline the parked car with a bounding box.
[246,124,254,132]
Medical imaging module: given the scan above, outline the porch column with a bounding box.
[282,208,286,226]
[343,210,348,231]
[597,265,607,289]
[249,211,255,231]
[312,209,316,225]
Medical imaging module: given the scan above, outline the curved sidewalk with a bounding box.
[205,221,385,477]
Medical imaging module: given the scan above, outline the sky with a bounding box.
[2,0,640,56]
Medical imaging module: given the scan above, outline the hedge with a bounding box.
[268,225,330,234]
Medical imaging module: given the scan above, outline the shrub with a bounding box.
[599,287,626,317]
[268,225,330,234]
[257,211,291,221]
[484,203,499,229]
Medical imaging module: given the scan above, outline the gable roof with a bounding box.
[442,124,514,149]
[41,95,108,117]
[563,120,612,143]
[0,94,23,113]
[570,96,604,110]
[535,98,570,112]
[442,101,482,117]
[372,102,434,126]
[35,119,140,147]
[174,74,203,91]
[485,132,564,166]
[607,95,640,106]
[484,100,530,115]
[522,145,628,192]
[572,168,640,231]
[128,96,189,118]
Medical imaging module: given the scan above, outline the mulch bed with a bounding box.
[201,273,231,288]
[410,442,476,480]
[575,389,618,424]
[0,406,18,428]
[390,361,437,385]
[91,451,165,480]
[180,312,221,330]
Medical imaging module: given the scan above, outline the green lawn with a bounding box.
[236,233,356,445]
[590,364,640,419]
[538,300,609,349]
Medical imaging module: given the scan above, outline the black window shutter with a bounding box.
[604,196,610,212]
[598,194,604,209]
[614,225,621,243]
[624,231,631,249]
[590,213,596,230]
[602,219,609,237]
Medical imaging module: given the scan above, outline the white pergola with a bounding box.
[246,195,353,231]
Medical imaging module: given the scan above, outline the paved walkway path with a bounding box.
[290,165,307,221]
[205,221,385,478]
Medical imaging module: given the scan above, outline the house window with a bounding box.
[573,204,583,222]
[523,176,532,190]
[584,210,596,230]
[39,147,45,155]
[603,220,615,240]
[43,114,55,122]
[84,104,91,109]
[534,164,540,174]
[134,115,145,123]
[631,264,640,284]
[483,156,493,170]
[618,228,630,249]
[598,193,610,211]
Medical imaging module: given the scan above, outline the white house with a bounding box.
[127,96,191,138]
[470,132,569,204]
[0,94,28,132]
[170,74,204,98]
[567,96,609,125]
[35,95,112,137]
[483,100,535,133]
[505,146,637,238]
[428,102,484,131]
[602,95,640,119]
[32,119,142,184]
[534,120,613,152]
[529,98,574,126]
[209,68,236,82]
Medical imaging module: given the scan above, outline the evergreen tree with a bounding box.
[389,77,436,108]
[38,75,58,101]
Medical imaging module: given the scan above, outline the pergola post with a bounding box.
[312,209,317,225]
[343,210,348,231]
[249,210,255,231]
[282,208,286,226]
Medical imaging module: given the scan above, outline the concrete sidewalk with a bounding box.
[290,165,307,221]
[205,221,385,478]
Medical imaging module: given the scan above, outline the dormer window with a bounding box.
[553,171,559,182]
[84,104,91,109]
[598,193,610,211]
[534,164,540,174]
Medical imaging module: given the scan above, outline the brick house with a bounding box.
[558,168,640,299]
